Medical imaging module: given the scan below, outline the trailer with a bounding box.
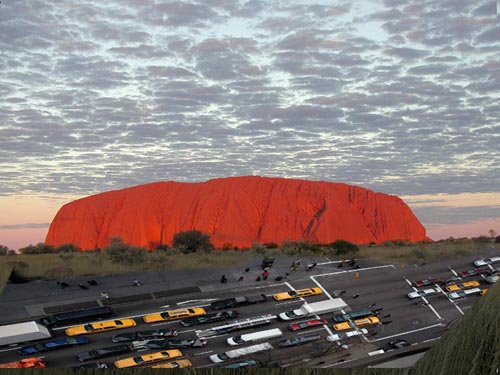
[0,358,46,368]
[0,321,52,346]
[278,299,347,321]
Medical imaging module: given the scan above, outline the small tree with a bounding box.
[172,230,214,253]
[104,237,147,264]
[329,240,359,260]
[0,245,10,256]
[56,243,81,253]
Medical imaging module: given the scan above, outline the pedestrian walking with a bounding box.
[60,282,69,288]
[100,292,109,299]
[78,283,88,290]
[238,276,244,282]
[352,293,360,299]
[87,279,98,286]
[245,268,250,273]
[220,275,227,283]
[261,270,269,280]
[256,276,261,282]
[133,279,142,286]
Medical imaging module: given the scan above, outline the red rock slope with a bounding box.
[45,176,429,250]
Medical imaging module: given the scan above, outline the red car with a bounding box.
[458,268,490,278]
[288,318,328,331]
[412,278,444,288]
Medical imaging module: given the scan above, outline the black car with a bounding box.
[73,362,108,369]
[181,311,238,327]
[77,344,132,362]
[389,339,411,349]
[145,338,208,350]
[210,294,268,310]
[112,329,177,343]
[277,334,322,348]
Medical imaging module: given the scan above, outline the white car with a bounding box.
[327,328,368,342]
[447,288,481,299]
[484,274,499,284]
[407,287,440,299]
[473,257,500,267]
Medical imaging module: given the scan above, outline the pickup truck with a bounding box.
[210,294,268,310]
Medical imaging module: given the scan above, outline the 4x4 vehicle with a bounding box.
[210,294,268,310]
[473,257,500,267]
[411,278,444,287]
[389,339,410,349]
[288,319,327,331]
[333,316,380,331]
[77,344,132,362]
[447,288,481,299]
[143,308,206,323]
[112,329,177,343]
[445,281,480,292]
[277,335,322,348]
[273,287,323,301]
[181,311,238,326]
[145,338,208,350]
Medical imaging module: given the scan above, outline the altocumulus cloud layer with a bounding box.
[0,0,498,206]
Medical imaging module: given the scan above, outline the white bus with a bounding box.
[209,342,273,363]
[226,328,282,346]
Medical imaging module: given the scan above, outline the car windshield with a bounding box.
[84,324,94,331]
[233,336,244,344]
[288,291,297,296]
[114,320,123,325]
[33,343,49,350]
[133,357,145,364]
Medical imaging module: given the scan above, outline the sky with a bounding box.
[0,0,499,250]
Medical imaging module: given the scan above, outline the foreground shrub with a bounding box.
[172,230,214,253]
[104,237,147,264]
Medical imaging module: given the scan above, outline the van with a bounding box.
[40,307,115,327]
[333,309,375,323]
[209,342,273,363]
[226,328,282,346]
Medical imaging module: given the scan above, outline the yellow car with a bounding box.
[273,287,323,301]
[151,359,192,368]
[114,350,182,368]
[445,281,480,292]
[143,307,206,323]
[65,319,136,336]
[333,316,380,331]
[480,289,488,295]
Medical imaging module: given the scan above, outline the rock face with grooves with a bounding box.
[45,176,430,250]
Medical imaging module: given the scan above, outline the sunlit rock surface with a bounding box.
[45,176,430,250]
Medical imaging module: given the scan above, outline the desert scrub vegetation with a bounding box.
[1,236,498,280]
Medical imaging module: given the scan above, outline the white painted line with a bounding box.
[316,260,343,265]
[367,323,444,342]
[177,299,217,305]
[0,347,19,353]
[310,275,335,300]
[314,264,396,278]
[274,300,303,306]
[421,296,443,320]
[159,304,170,308]
[193,350,213,356]
[435,284,464,316]
[449,267,458,277]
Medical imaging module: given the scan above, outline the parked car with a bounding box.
[145,338,208,350]
[273,287,323,301]
[447,288,481,299]
[473,257,500,267]
[112,329,177,343]
[480,289,488,295]
[181,311,238,327]
[143,308,206,323]
[407,287,440,299]
[288,318,328,331]
[114,350,182,368]
[390,339,410,349]
[333,316,380,331]
[73,362,108,369]
[222,359,260,368]
[65,319,136,336]
[210,294,268,310]
[458,268,490,278]
[327,328,368,342]
[445,281,480,292]
[277,334,322,348]
[18,336,88,355]
[411,278,444,287]
[151,359,192,368]
[76,344,132,362]
[484,274,499,284]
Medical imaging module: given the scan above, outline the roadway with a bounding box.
[0,245,498,368]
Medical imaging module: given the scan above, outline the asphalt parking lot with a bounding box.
[0,245,498,368]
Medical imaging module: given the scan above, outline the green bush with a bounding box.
[56,243,81,253]
[172,230,214,253]
[104,237,147,264]
[19,243,56,254]
[0,245,9,256]
[329,239,359,259]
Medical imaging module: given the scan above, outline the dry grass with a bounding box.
[0,262,13,295]
[0,239,497,280]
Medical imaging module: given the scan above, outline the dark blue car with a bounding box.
[18,336,88,354]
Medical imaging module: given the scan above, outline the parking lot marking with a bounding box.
[449,267,458,277]
[367,323,444,342]
[314,264,396,278]
[309,275,334,300]
[194,350,213,356]
[435,284,465,316]
[404,278,443,320]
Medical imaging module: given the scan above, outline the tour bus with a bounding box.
[226,328,283,346]
[209,342,273,363]
[40,306,115,327]
[332,309,375,323]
